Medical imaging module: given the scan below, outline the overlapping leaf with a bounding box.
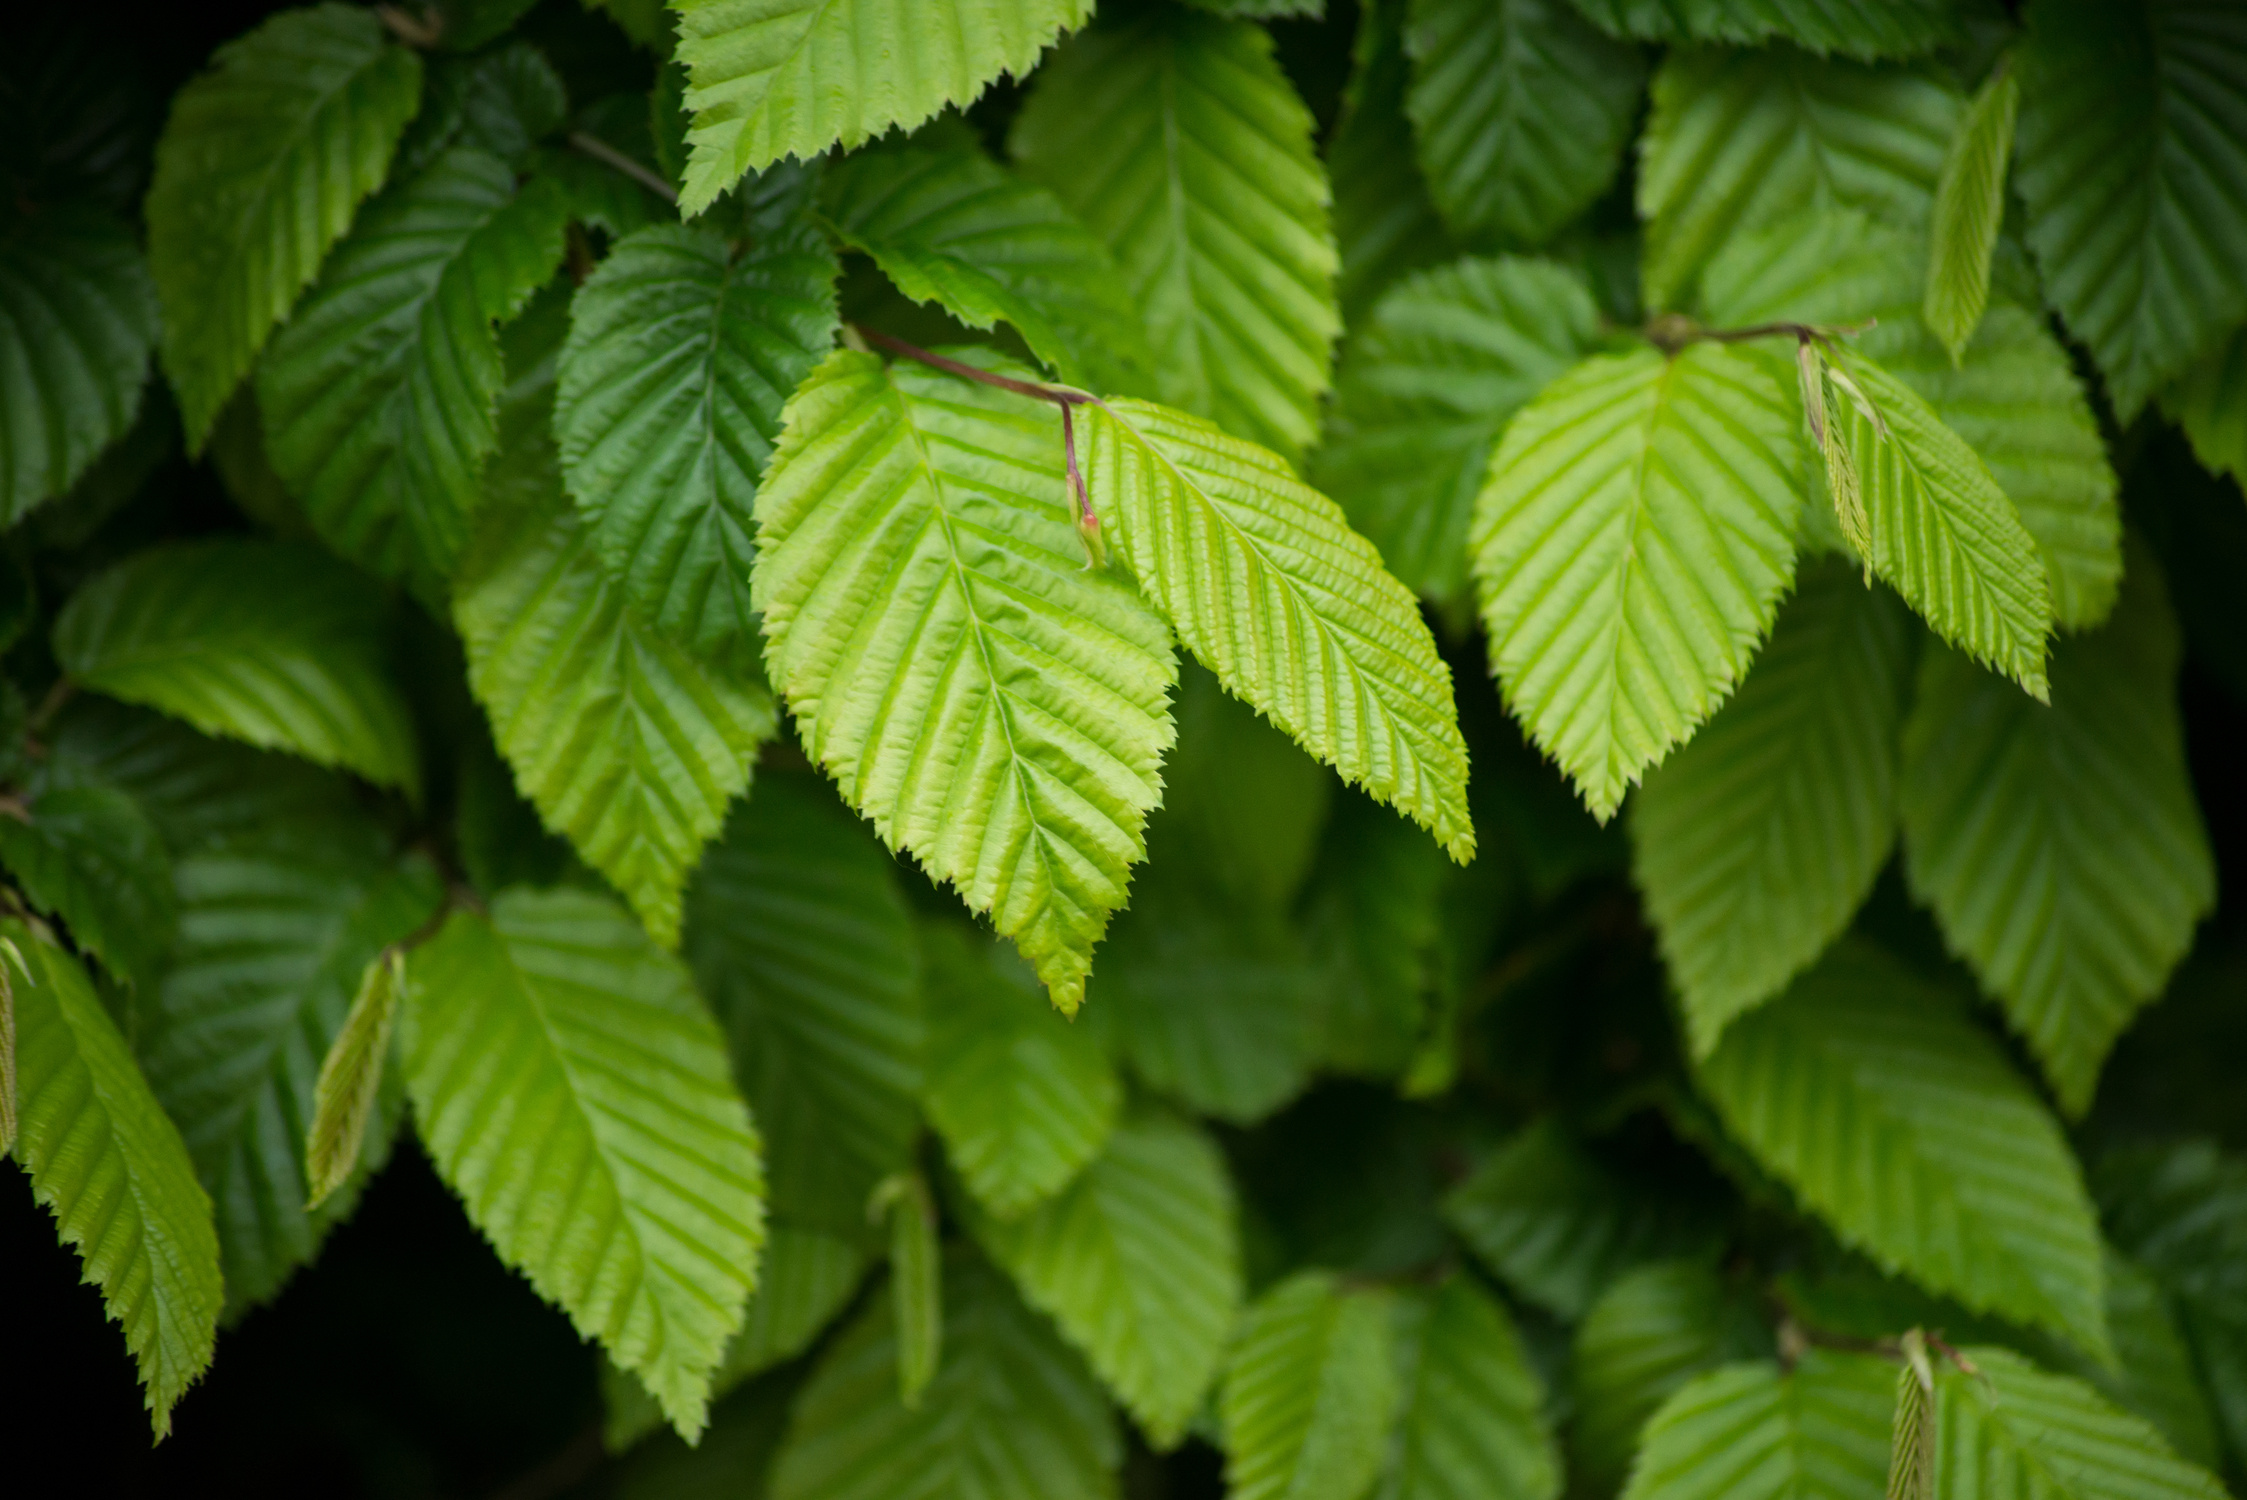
[1569,0,1956,58]
[304,948,405,1210]
[1222,1271,1401,1500]
[1935,1347,2228,1500]
[0,784,175,989]
[1383,1273,1560,1500]
[1329,0,1457,322]
[1619,1352,1896,1500]
[1571,1261,1773,1487]
[1925,65,2020,363]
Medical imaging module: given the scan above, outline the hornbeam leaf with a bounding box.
[818,142,1149,394]
[1314,257,1604,609]
[1901,552,2214,1118]
[1619,1352,1896,1500]
[1569,0,1957,59]
[1330,0,1458,323]
[401,889,766,1441]
[147,4,423,448]
[1080,397,1474,858]
[971,1108,1243,1448]
[1925,65,2020,365]
[53,538,422,796]
[2163,326,2247,489]
[1221,1271,1401,1500]
[752,350,1177,1012]
[1404,0,1647,249]
[1571,1261,1775,1489]
[555,220,839,654]
[2014,0,2247,420]
[1382,1273,1561,1500]
[1696,941,2111,1360]
[9,922,223,1439]
[1633,562,1916,1056]
[304,949,405,1212]
[1469,343,1805,821]
[1013,9,1340,460]
[1936,1347,2228,1500]
[0,784,176,990]
[0,205,158,524]
[875,1171,942,1408]
[670,0,1093,217]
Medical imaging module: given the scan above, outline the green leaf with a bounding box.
[147,4,423,448]
[1619,1352,1896,1500]
[1299,788,1454,1079]
[2013,0,2247,420]
[971,1108,1243,1448]
[1468,343,1806,821]
[1404,0,1647,248]
[1695,940,2111,1360]
[52,538,422,795]
[1382,1273,1560,1500]
[1937,1346,2227,1500]
[259,149,569,588]
[924,925,1119,1219]
[454,424,772,947]
[1314,256,1604,609]
[0,784,176,989]
[769,1251,1121,1500]
[1013,9,1339,460]
[1632,562,1916,1056]
[685,771,923,1236]
[819,142,1149,394]
[875,1171,943,1408]
[0,205,158,523]
[9,922,222,1438]
[1329,0,1458,324]
[1924,65,2020,364]
[1569,0,1957,59]
[2162,325,2247,490]
[670,0,1093,216]
[304,948,404,1212]
[1155,661,1334,912]
[555,220,838,656]
[752,350,1177,1011]
[1900,552,2214,1118]
[401,888,766,1440]
[400,40,568,174]
[1571,1261,1775,1489]
[142,826,443,1314]
[2085,1252,2225,1468]
[1637,46,1957,313]
[1221,1270,1401,1500]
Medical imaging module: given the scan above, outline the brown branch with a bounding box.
[853,326,1091,407]
[567,131,679,206]
[374,3,443,48]
[1645,313,1877,356]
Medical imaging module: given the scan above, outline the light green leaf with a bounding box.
[1937,1347,2227,1500]
[304,948,404,1212]
[1633,562,1916,1056]
[147,4,423,448]
[52,538,422,795]
[1469,342,1806,821]
[1637,46,1957,313]
[259,148,569,588]
[876,1171,943,1409]
[2013,0,2247,420]
[1571,1261,1774,1488]
[2162,325,2247,490]
[1620,1352,1896,1500]
[9,922,222,1439]
[971,1108,1242,1448]
[1382,1273,1560,1500]
[1569,0,1957,59]
[0,784,176,989]
[670,0,1092,216]
[1925,65,2020,364]
[819,142,1148,393]
[924,925,1118,1219]
[1900,552,2213,1118]
[142,825,442,1314]
[1404,0,1646,248]
[555,220,838,655]
[686,771,923,1236]
[770,1252,1121,1500]
[1222,1271,1401,1500]
[1315,257,1604,608]
[752,350,1177,1012]
[1013,9,1339,460]
[0,205,157,524]
[1330,0,1458,324]
[1696,940,2111,1360]
[401,888,766,1440]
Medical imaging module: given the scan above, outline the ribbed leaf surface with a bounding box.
[2163,327,2247,488]
[1619,1353,1896,1500]
[2089,1252,2225,1468]
[147,4,422,447]
[1470,343,1805,821]
[142,826,442,1314]
[1082,397,1474,857]
[52,538,421,795]
[770,1253,1120,1500]
[1571,1261,1773,1488]
[1223,1271,1401,1500]
[1937,1347,2228,1500]
[2014,0,2247,419]
[1330,0,1457,323]
[10,923,222,1438]
[753,350,1177,1011]
[1696,941,2110,1359]
[820,142,1148,393]
[401,889,766,1439]
[924,925,1118,1219]
[671,0,1092,215]
[259,148,568,587]
[1901,556,2213,1118]
[1013,10,1339,459]
[685,772,923,1235]
[1637,46,1957,312]
[555,220,837,655]
[0,206,157,523]
[0,784,175,989]
[1925,66,2020,364]
[1569,0,1956,58]
[1404,0,1646,248]
[1633,562,1915,1055]
[304,949,403,1210]
[1382,1273,1560,1500]
[1314,257,1603,608]
[972,1109,1242,1448]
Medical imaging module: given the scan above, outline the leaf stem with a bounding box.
[852,325,1092,406]
[1643,313,1876,356]
[374,3,444,48]
[567,131,679,207]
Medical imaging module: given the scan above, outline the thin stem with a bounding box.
[375,3,443,48]
[853,326,1091,407]
[1644,313,1876,356]
[567,131,680,206]
[26,677,75,738]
